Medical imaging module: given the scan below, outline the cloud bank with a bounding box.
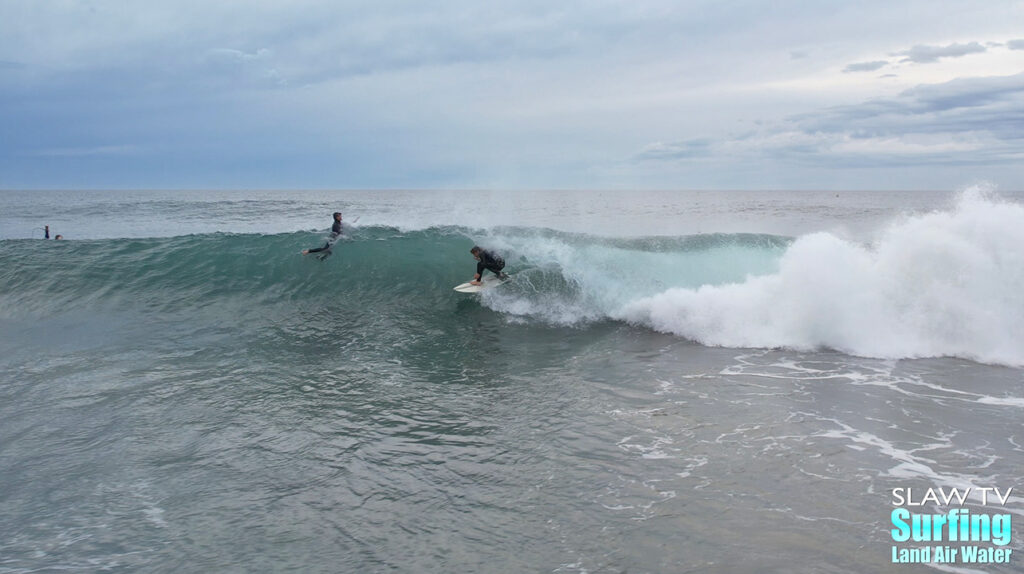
[2,1,1024,190]
[896,41,987,64]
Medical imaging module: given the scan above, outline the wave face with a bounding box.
[0,227,787,316]
[2,190,1021,364]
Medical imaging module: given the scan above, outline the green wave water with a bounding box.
[0,226,789,321]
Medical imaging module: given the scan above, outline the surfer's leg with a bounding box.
[485,262,507,280]
[307,241,331,254]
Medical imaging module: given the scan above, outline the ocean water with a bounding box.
[1,188,1023,573]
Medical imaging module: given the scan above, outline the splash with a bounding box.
[615,189,1024,365]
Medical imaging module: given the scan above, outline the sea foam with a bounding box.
[616,189,1024,365]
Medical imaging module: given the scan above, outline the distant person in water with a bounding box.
[469,246,508,285]
[302,212,343,260]
[44,225,63,240]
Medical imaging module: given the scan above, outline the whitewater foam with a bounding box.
[480,232,788,325]
[616,190,1024,365]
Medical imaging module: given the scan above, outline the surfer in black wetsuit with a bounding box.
[302,212,343,260]
[470,246,508,285]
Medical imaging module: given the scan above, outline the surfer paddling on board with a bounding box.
[469,246,508,286]
[302,212,343,260]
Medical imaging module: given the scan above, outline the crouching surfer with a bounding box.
[469,246,508,286]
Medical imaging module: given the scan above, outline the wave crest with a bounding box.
[615,190,1024,365]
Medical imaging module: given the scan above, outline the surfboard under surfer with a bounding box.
[469,246,508,285]
[302,212,343,260]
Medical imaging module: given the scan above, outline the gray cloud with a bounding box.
[1008,39,1024,50]
[640,72,1024,170]
[0,2,601,90]
[900,74,1024,113]
[790,73,1024,164]
[843,60,888,73]
[636,139,713,161]
[794,73,1024,137]
[896,41,986,63]
[5,0,1024,189]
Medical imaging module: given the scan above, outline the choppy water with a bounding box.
[1,188,1022,573]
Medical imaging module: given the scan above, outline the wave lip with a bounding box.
[616,190,1024,366]
[477,231,789,326]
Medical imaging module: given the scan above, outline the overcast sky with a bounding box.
[2,0,1023,190]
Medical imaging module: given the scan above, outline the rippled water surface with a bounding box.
[2,189,1022,573]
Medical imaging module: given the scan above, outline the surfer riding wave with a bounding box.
[302,212,343,260]
[470,246,508,285]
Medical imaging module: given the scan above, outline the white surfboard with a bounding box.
[453,275,511,293]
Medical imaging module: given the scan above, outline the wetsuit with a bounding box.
[307,220,342,259]
[476,249,506,278]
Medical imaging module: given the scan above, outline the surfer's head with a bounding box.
[470,246,481,259]
[333,212,342,221]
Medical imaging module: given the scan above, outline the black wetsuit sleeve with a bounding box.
[477,250,495,275]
